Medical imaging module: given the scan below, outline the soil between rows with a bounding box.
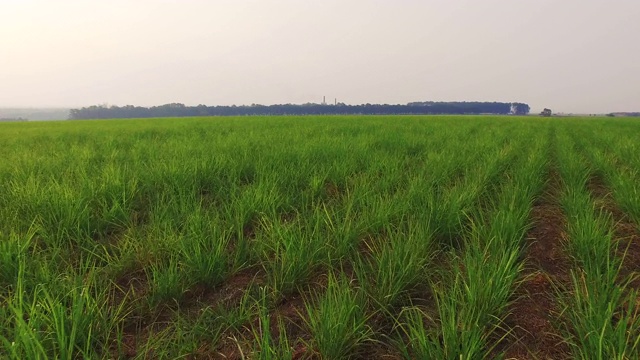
[500,170,571,360]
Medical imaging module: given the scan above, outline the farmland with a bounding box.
[0,115,639,359]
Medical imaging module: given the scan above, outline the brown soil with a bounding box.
[587,176,640,288]
[354,343,402,360]
[190,266,266,311]
[213,272,328,359]
[242,218,259,240]
[213,293,311,359]
[498,170,571,360]
[109,266,266,359]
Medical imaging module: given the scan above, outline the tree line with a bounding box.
[69,101,530,119]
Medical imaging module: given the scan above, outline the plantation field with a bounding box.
[0,115,639,359]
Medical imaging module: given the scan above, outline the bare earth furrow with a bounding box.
[501,170,570,360]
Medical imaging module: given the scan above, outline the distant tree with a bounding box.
[540,108,552,117]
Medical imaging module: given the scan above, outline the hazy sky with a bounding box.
[1,0,638,113]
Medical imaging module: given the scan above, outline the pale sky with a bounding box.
[1,0,638,113]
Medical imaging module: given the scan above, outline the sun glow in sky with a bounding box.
[1,0,639,113]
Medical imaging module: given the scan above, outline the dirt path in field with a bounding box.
[588,176,640,288]
[499,169,571,360]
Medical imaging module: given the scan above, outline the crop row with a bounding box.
[555,127,640,358]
